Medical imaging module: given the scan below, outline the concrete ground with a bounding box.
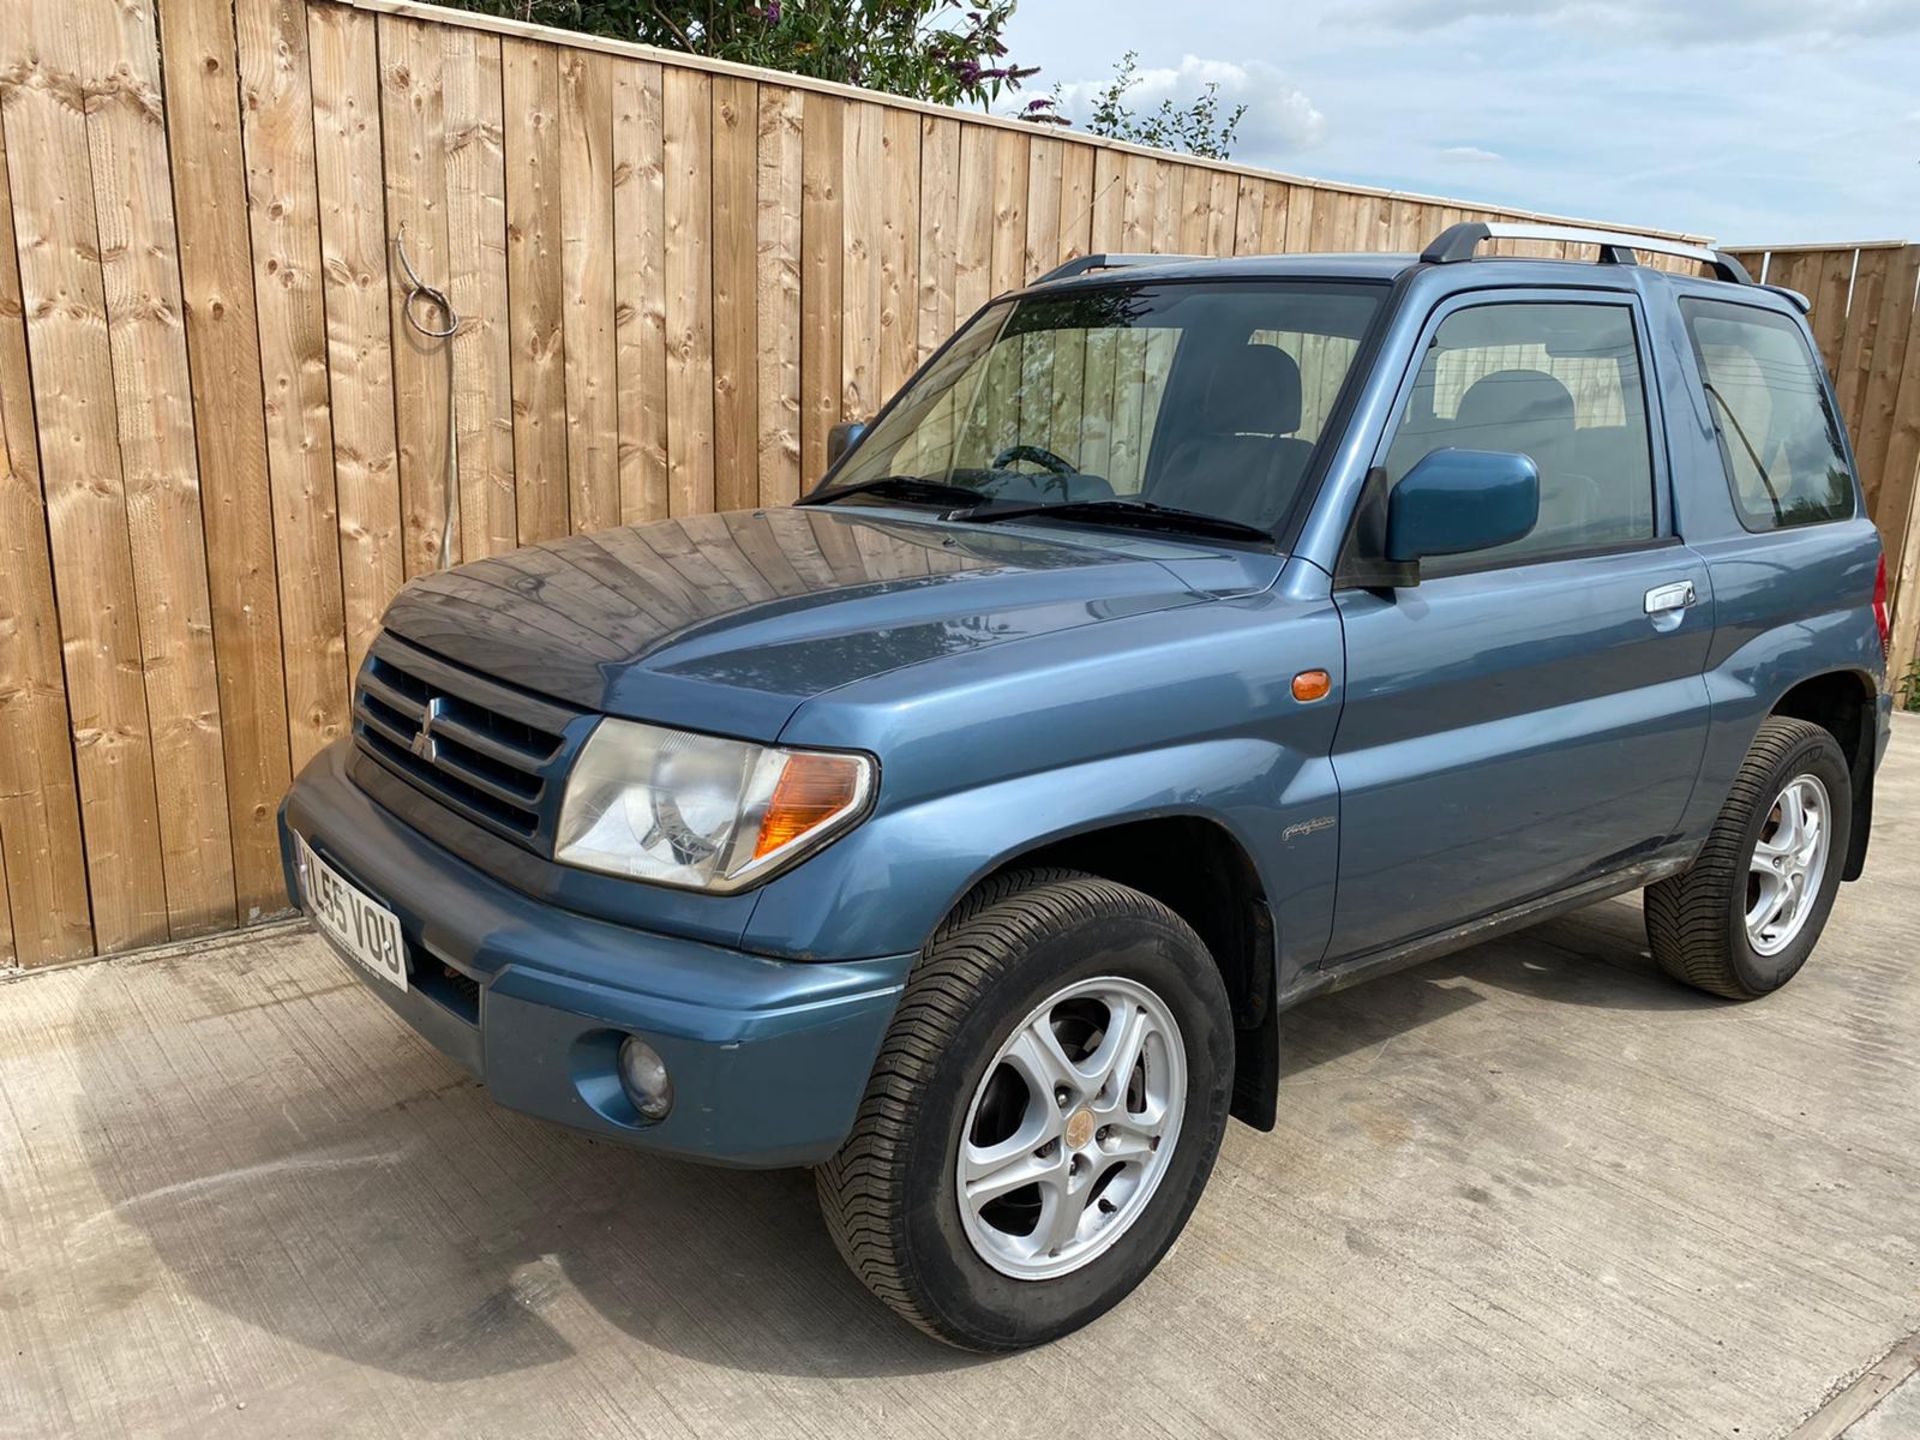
[3,720,1919,1440]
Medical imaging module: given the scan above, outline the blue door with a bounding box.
[1325,291,1713,961]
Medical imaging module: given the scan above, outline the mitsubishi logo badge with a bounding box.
[410,697,447,763]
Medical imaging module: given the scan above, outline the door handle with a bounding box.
[1644,580,1697,615]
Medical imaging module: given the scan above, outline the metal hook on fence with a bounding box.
[395,223,461,570]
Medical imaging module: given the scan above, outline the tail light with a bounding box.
[1873,554,1890,660]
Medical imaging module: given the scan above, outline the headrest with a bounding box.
[1200,344,1303,436]
[1454,369,1575,444]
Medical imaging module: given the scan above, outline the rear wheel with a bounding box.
[1645,717,1851,1000]
[815,869,1233,1350]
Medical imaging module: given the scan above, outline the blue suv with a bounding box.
[281,221,1893,1349]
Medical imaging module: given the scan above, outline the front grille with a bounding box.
[353,632,582,850]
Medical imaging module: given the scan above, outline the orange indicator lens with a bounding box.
[1291,669,1332,702]
[754,753,864,859]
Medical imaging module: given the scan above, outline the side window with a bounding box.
[1681,299,1855,530]
[1381,301,1656,571]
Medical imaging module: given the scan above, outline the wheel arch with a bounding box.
[1768,666,1878,880]
[945,814,1283,1132]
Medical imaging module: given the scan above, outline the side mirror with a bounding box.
[827,420,868,468]
[1386,449,1540,566]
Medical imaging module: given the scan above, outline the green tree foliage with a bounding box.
[1026,50,1247,160]
[439,0,1039,108]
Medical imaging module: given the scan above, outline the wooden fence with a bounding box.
[0,0,1912,967]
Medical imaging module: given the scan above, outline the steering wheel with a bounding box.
[992,444,1078,476]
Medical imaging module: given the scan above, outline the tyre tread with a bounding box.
[814,867,1204,1349]
[1645,716,1836,1000]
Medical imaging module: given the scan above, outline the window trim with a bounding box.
[1676,293,1860,535]
[1341,286,1670,586]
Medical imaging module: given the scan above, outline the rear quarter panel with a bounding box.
[1649,275,1887,843]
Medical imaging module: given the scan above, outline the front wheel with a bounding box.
[1645,716,1852,1000]
[815,869,1233,1350]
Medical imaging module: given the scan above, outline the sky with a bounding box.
[992,0,1919,247]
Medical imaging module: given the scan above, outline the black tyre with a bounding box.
[815,868,1233,1351]
[1645,717,1852,1000]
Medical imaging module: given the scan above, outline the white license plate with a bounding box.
[296,834,408,993]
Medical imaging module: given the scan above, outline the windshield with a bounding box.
[813,280,1384,533]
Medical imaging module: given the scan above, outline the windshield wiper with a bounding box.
[946,497,1274,544]
[802,474,990,509]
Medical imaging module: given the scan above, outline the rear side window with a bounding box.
[1381,300,1656,570]
[1681,298,1855,530]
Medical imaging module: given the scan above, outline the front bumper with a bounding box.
[279,740,912,1167]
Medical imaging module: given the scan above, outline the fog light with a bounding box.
[617,1036,674,1123]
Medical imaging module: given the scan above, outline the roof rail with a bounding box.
[1031,253,1203,285]
[1421,221,1753,285]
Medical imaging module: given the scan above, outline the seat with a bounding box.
[1449,368,1600,551]
[1149,345,1314,527]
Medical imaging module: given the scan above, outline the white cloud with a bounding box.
[1041,54,1328,155]
[1362,0,1920,44]
[1439,145,1505,164]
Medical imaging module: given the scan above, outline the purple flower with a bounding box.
[952,59,981,86]
[755,0,780,20]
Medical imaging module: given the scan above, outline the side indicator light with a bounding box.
[1292,669,1332,703]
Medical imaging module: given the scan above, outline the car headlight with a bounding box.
[553,718,875,891]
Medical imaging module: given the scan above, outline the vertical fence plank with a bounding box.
[95,0,236,935]
[711,75,758,512]
[1837,249,1890,445]
[878,107,920,403]
[916,116,958,369]
[1178,164,1209,255]
[1118,153,1152,252]
[989,128,1029,295]
[1089,150,1124,253]
[502,38,568,542]
[1024,136,1063,283]
[1859,248,1920,524]
[310,3,403,677]
[613,58,667,524]
[1258,182,1291,254]
[235,0,349,776]
[3,2,168,952]
[1149,160,1180,252]
[442,26,516,560]
[379,16,455,574]
[1233,177,1267,256]
[1883,289,1920,670]
[1285,185,1315,251]
[1059,143,1094,265]
[755,85,803,506]
[1808,250,1853,379]
[662,68,714,516]
[0,113,93,962]
[560,49,618,533]
[159,0,289,923]
[840,102,884,424]
[954,124,994,319]
[799,93,843,485]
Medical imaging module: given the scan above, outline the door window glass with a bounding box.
[1382,301,1657,570]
